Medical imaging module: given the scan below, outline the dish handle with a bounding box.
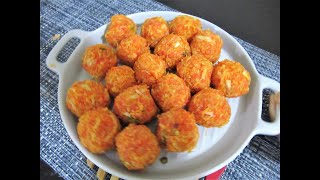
[46,29,88,75]
[255,75,280,136]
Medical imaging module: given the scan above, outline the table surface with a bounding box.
[40,0,279,179]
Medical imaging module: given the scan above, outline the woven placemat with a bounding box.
[40,0,280,179]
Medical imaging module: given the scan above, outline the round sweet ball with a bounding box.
[169,15,202,42]
[77,108,121,154]
[177,54,213,93]
[154,34,191,68]
[66,80,110,117]
[190,29,223,63]
[211,60,251,98]
[188,88,231,128]
[105,65,137,97]
[105,14,137,47]
[115,124,160,170]
[141,16,170,48]
[133,53,166,86]
[82,44,117,79]
[151,73,191,112]
[116,34,150,66]
[113,84,158,124]
[156,108,199,152]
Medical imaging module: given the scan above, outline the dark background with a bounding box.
[40,0,280,179]
[156,0,280,56]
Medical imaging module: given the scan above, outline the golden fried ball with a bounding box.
[141,17,170,47]
[113,84,158,124]
[190,30,223,63]
[177,54,213,93]
[154,34,191,68]
[115,124,160,170]
[66,80,110,117]
[156,108,199,152]
[105,65,137,97]
[82,44,117,79]
[77,108,121,154]
[151,73,190,112]
[133,53,166,86]
[211,60,251,97]
[169,15,202,42]
[116,34,150,66]
[188,88,231,127]
[105,14,137,47]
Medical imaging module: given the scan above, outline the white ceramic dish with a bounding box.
[46,11,280,180]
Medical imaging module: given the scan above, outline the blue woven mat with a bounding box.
[40,0,280,179]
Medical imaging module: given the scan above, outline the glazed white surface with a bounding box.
[46,11,280,180]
